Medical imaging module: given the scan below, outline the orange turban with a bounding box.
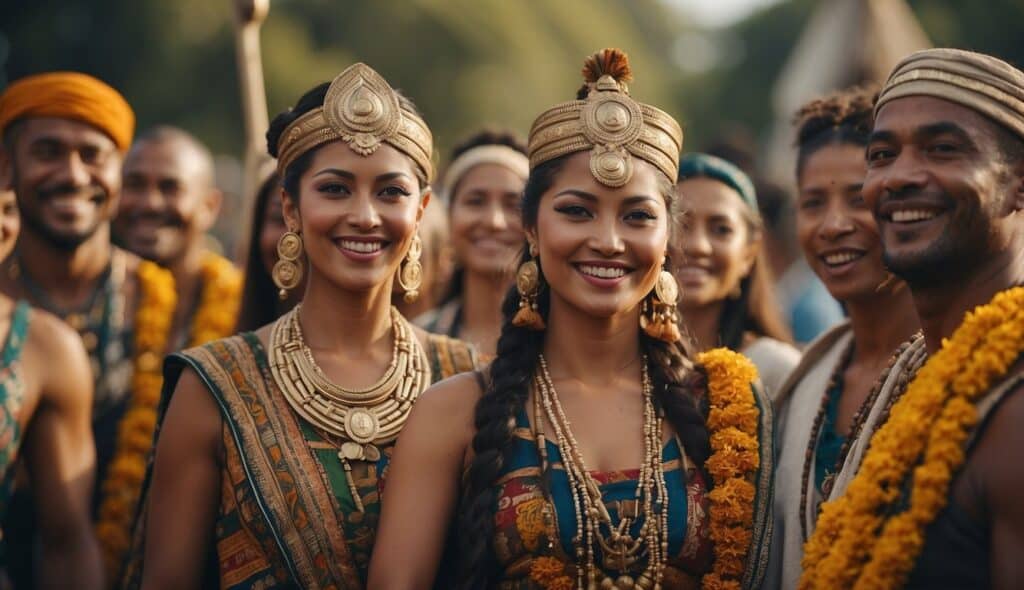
[0,71,135,152]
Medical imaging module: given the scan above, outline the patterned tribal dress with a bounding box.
[492,408,713,589]
[123,331,478,589]
[489,378,775,590]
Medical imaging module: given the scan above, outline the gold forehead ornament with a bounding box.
[528,49,683,187]
[276,63,433,182]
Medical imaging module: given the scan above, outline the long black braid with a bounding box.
[454,155,713,588]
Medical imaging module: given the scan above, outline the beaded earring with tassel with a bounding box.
[513,246,545,331]
[640,270,681,343]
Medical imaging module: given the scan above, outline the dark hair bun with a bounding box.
[266,82,330,158]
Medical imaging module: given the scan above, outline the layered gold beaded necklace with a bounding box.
[533,354,668,590]
[269,304,430,509]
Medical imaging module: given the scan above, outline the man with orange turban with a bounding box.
[0,71,162,588]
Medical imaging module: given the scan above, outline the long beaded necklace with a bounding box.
[268,304,430,510]
[798,332,926,540]
[533,355,668,590]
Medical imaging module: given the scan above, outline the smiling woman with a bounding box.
[416,129,529,357]
[122,63,479,590]
[368,48,774,590]
[671,153,797,397]
[767,86,923,589]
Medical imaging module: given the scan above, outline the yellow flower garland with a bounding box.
[95,253,243,583]
[698,348,761,590]
[800,286,1024,590]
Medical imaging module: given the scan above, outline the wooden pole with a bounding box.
[231,0,270,260]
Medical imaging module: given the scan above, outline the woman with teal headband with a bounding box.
[671,153,799,397]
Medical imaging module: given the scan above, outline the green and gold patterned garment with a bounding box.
[122,331,478,589]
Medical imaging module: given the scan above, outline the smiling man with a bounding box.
[0,72,235,584]
[798,49,1024,589]
[114,126,241,349]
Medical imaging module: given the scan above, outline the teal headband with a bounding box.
[677,153,758,215]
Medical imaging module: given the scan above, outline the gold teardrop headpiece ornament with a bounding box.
[276,63,434,182]
[527,48,683,187]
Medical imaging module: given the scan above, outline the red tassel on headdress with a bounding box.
[582,48,633,84]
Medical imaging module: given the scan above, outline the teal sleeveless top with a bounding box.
[0,301,33,564]
[489,407,714,588]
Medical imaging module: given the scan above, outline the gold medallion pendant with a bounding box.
[268,305,430,510]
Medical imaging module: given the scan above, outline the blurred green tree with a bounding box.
[0,0,691,159]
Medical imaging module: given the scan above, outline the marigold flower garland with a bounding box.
[800,286,1024,590]
[698,348,760,590]
[190,253,244,345]
[95,254,242,583]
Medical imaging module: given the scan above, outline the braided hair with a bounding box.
[455,155,713,588]
[793,85,878,180]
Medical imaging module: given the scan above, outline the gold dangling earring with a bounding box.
[641,269,681,343]
[272,230,304,300]
[513,244,545,331]
[398,234,423,303]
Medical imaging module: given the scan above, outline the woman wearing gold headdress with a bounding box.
[126,64,479,589]
[369,49,773,590]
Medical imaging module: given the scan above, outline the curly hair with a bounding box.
[793,85,878,179]
[454,154,712,588]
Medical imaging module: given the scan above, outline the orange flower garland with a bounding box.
[95,253,242,584]
[189,253,244,345]
[698,348,761,590]
[799,286,1024,589]
[530,556,574,590]
[95,261,175,581]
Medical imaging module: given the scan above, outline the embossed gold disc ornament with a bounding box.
[654,270,678,304]
[275,62,434,183]
[268,304,430,509]
[527,48,683,188]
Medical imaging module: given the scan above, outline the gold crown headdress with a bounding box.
[527,49,683,187]
[276,63,434,182]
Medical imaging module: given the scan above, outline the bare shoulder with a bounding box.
[972,380,1024,500]
[25,308,90,381]
[975,382,1024,459]
[18,307,92,417]
[412,371,485,426]
[26,307,85,355]
[402,370,487,457]
[162,365,223,456]
[171,365,222,418]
